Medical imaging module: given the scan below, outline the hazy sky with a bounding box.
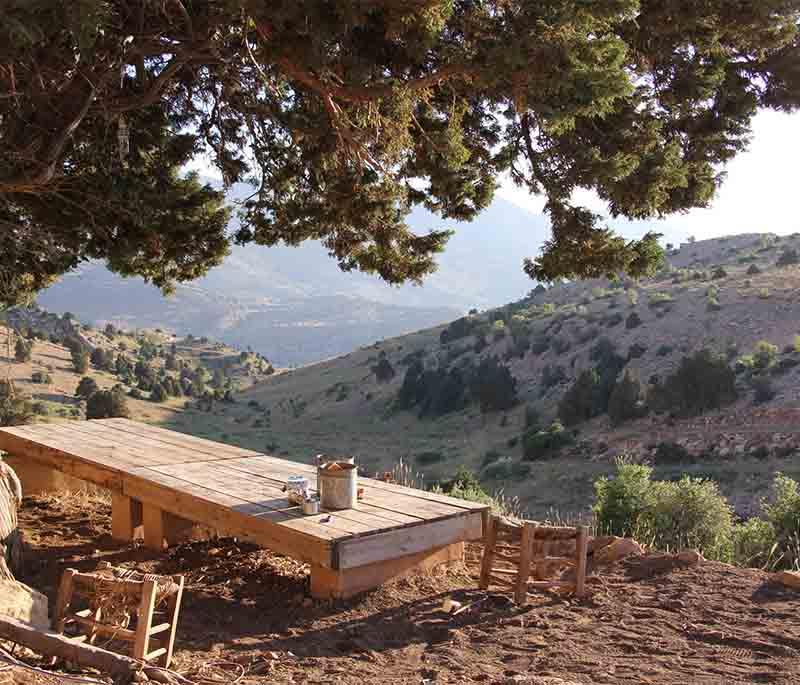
[190,109,799,248]
[498,110,800,245]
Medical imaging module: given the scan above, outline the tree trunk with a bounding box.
[0,456,23,579]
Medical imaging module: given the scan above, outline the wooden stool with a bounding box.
[53,562,184,668]
[479,516,588,604]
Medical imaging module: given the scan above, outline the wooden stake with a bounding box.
[575,525,588,598]
[514,523,534,605]
[478,514,497,590]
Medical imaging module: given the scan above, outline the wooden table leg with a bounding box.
[310,542,464,599]
[142,502,165,551]
[111,493,143,542]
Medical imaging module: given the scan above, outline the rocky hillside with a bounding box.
[161,232,800,518]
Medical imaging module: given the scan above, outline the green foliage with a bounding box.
[558,369,600,426]
[440,317,477,345]
[732,518,777,569]
[747,263,761,275]
[625,312,642,329]
[652,441,693,464]
[470,356,518,413]
[758,287,770,299]
[656,344,673,357]
[86,388,130,419]
[30,370,52,384]
[150,382,168,402]
[14,337,32,362]
[522,420,574,461]
[753,340,778,370]
[762,474,800,569]
[594,462,734,561]
[608,370,646,426]
[777,247,800,267]
[751,375,776,404]
[711,266,727,279]
[75,376,98,399]
[416,451,445,466]
[651,350,737,417]
[540,364,566,390]
[371,352,396,383]
[71,347,89,374]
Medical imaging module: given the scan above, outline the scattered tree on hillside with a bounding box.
[372,352,396,383]
[75,376,99,399]
[753,341,779,371]
[626,312,642,329]
[0,380,32,427]
[71,347,89,374]
[5,2,799,305]
[777,248,800,267]
[558,369,600,426]
[470,356,518,413]
[150,382,168,403]
[90,347,110,370]
[608,370,646,426]
[747,263,762,275]
[651,350,737,417]
[86,389,130,420]
[14,338,31,363]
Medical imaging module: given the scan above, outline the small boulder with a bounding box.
[675,549,705,565]
[592,537,644,565]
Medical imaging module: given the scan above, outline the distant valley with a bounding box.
[38,196,545,366]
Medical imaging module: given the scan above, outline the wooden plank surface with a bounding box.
[0,419,490,572]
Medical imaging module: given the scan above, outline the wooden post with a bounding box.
[111,493,142,542]
[142,503,165,551]
[162,575,184,667]
[515,523,534,605]
[478,514,497,590]
[575,525,588,598]
[52,568,76,634]
[133,579,158,661]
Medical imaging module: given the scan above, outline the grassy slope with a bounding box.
[5,232,800,520]
[164,232,800,518]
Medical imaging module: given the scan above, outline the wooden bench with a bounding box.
[0,419,487,598]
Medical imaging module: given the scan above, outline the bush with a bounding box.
[608,370,646,426]
[751,376,776,404]
[651,349,737,417]
[605,312,624,327]
[746,263,761,275]
[732,518,776,568]
[31,371,52,384]
[652,441,692,464]
[14,338,32,363]
[777,247,800,267]
[75,377,99,398]
[371,352,396,383]
[627,290,639,307]
[594,462,734,560]
[150,382,168,402]
[711,266,727,279]
[656,344,673,357]
[558,369,599,426]
[522,420,574,460]
[628,342,647,359]
[753,340,778,370]
[552,337,571,355]
[761,474,800,569]
[540,364,566,389]
[470,356,518,412]
[31,401,50,416]
[758,287,770,299]
[86,389,131,419]
[415,451,445,466]
[71,347,90,374]
[625,312,642,329]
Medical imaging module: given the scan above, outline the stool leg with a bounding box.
[142,503,165,551]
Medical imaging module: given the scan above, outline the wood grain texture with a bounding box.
[0,420,489,581]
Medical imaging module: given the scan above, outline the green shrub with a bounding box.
[530,337,550,355]
[706,296,722,311]
[608,370,646,426]
[594,462,734,560]
[758,287,770,299]
[31,401,50,416]
[522,420,574,460]
[71,347,90,374]
[751,375,776,404]
[558,369,600,425]
[747,263,761,275]
[626,290,639,307]
[540,364,566,389]
[762,474,800,569]
[777,247,799,267]
[415,451,445,466]
[605,312,624,327]
[470,356,518,412]
[75,376,99,399]
[652,441,692,464]
[31,370,52,384]
[651,349,736,417]
[482,458,513,480]
[625,312,642,329]
[711,266,727,279]
[753,340,778,370]
[86,389,131,419]
[656,344,673,357]
[594,462,656,539]
[14,338,32,363]
[552,337,571,355]
[628,342,647,359]
[732,518,777,568]
[648,292,673,308]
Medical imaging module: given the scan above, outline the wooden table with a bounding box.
[0,419,486,598]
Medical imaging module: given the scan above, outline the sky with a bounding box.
[498,110,800,246]
[189,108,800,248]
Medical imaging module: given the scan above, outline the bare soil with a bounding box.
[7,493,800,684]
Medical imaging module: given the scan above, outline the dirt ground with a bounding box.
[5,492,800,685]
